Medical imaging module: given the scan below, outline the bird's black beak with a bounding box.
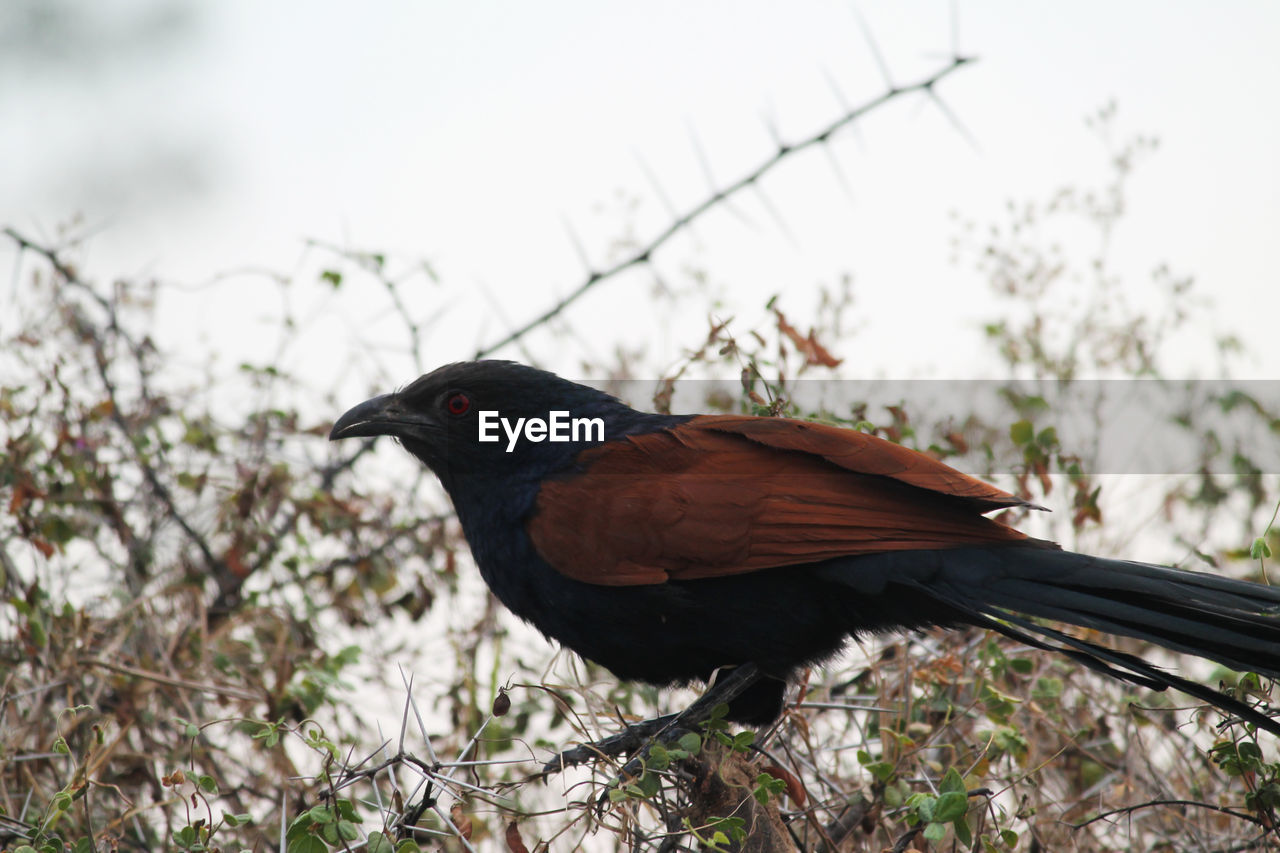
[329,393,438,442]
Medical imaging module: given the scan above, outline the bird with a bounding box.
[330,360,1280,737]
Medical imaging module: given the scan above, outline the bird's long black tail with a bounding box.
[837,545,1280,737]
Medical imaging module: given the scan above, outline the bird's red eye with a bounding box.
[446,393,471,416]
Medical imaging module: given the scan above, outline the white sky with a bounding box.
[4,0,1279,384]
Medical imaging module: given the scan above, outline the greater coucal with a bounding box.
[330,360,1280,735]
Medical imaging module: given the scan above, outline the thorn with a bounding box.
[647,259,674,299]
[820,66,867,150]
[723,198,760,231]
[560,214,593,273]
[822,144,857,206]
[753,185,797,246]
[760,102,784,148]
[950,0,962,59]
[474,278,539,365]
[909,89,932,119]
[848,3,894,90]
[821,65,853,113]
[685,119,719,194]
[929,90,982,153]
[633,151,682,221]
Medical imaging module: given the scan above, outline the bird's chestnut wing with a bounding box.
[527,415,1036,586]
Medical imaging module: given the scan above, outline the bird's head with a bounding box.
[329,360,646,488]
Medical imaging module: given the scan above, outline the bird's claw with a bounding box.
[540,714,676,776]
[541,664,768,814]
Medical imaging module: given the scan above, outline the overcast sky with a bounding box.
[4,1,1279,384]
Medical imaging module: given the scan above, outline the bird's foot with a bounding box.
[540,663,765,783]
[540,713,677,775]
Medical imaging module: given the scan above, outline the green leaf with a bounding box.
[980,684,1021,723]
[933,790,969,823]
[307,805,334,824]
[753,772,786,804]
[286,835,327,853]
[1009,419,1034,445]
[990,725,1029,757]
[366,832,395,853]
[923,820,947,842]
[701,703,730,729]
[635,771,661,798]
[865,761,895,782]
[678,732,702,754]
[1033,676,1063,699]
[912,794,936,822]
[285,813,315,839]
[253,720,282,747]
[28,616,47,647]
[1251,537,1272,559]
[939,767,966,795]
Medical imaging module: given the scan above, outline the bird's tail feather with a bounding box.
[841,546,1280,736]
[968,608,1280,737]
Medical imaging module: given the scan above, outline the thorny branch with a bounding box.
[1070,799,1267,831]
[474,55,975,360]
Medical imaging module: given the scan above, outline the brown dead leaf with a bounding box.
[505,821,530,853]
[775,309,843,369]
[450,802,473,840]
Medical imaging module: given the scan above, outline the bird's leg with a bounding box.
[541,663,764,776]
[539,714,678,773]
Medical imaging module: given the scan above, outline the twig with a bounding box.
[1069,798,1265,830]
[4,227,228,591]
[78,658,259,702]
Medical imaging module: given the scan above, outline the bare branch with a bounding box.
[474,56,975,360]
[1070,798,1266,830]
[4,227,228,591]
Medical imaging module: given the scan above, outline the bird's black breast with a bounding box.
[449,474,855,684]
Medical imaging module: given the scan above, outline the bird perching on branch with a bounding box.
[331,360,1280,737]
